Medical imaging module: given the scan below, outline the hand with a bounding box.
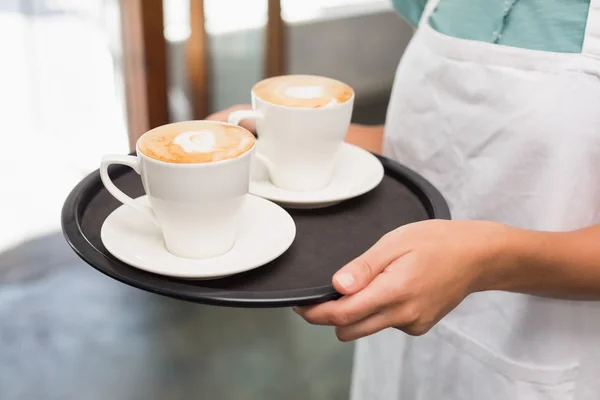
[344,124,383,154]
[206,104,256,133]
[294,220,513,340]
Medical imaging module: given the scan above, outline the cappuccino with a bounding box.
[228,75,354,191]
[101,120,255,259]
[138,121,255,164]
[252,75,353,108]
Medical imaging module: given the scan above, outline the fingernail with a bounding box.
[335,273,355,290]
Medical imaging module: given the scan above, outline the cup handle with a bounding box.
[100,154,158,226]
[228,109,263,126]
[228,110,276,172]
[253,152,275,172]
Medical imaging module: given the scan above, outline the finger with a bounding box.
[334,310,391,342]
[335,303,420,342]
[205,105,250,121]
[294,271,400,327]
[205,110,230,122]
[333,231,410,295]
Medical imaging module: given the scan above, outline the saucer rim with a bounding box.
[249,143,385,205]
[99,194,296,279]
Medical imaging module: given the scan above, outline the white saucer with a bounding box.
[100,195,296,279]
[249,143,385,209]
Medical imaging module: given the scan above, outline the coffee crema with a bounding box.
[252,75,353,108]
[138,121,255,164]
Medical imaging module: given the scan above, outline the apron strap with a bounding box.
[418,0,441,28]
[581,0,600,58]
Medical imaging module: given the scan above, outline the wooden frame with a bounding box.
[119,0,169,150]
[266,0,286,78]
[187,0,210,120]
[119,0,286,144]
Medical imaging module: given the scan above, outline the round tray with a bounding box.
[62,155,450,308]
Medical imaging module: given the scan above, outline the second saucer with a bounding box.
[249,143,384,209]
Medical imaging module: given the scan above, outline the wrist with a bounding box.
[462,220,600,299]
[344,124,384,154]
[469,222,543,293]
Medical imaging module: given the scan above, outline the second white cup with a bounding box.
[228,75,354,192]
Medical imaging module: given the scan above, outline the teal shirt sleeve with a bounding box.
[391,0,429,27]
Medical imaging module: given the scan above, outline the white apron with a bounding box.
[350,1,600,399]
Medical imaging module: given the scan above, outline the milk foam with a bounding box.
[284,85,324,99]
[322,98,339,108]
[174,130,216,153]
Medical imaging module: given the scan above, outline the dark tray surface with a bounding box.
[63,156,450,307]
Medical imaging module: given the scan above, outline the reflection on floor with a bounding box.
[0,232,354,400]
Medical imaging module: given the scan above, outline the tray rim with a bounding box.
[61,153,451,308]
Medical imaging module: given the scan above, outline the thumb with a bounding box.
[332,233,402,295]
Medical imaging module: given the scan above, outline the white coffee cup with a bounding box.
[228,76,354,192]
[100,121,255,259]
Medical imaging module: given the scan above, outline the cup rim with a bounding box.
[251,74,355,111]
[135,120,256,168]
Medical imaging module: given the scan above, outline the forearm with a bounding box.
[478,224,600,300]
[345,124,384,154]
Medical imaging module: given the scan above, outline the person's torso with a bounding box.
[351,1,600,399]
[392,0,590,53]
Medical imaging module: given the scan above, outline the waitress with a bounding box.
[209,0,600,398]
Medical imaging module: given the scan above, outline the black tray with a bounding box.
[62,155,450,308]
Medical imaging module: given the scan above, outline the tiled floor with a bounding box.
[0,232,355,400]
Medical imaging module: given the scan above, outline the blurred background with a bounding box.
[0,0,412,398]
